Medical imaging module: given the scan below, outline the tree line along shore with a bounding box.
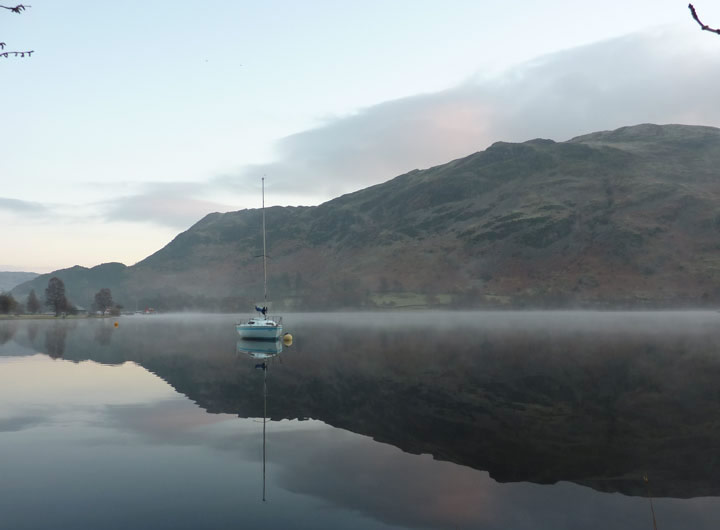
[0,276,122,317]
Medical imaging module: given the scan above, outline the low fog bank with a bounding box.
[285,310,720,335]
[104,309,720,335]
[3,311,717,360]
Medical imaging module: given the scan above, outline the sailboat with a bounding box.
[236,178,284,341]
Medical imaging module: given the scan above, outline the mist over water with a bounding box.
[2,311,720,529]
[287,309,720,333]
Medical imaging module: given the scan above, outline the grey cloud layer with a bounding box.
[99,182,236,229]
[10,29,720,230]
[226,29,720,202]
[0,197,50,214]
[3,183,233,230]
[102,29,720,226]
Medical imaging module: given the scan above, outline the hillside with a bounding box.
[14,123,720,309]
[0,271,38,293]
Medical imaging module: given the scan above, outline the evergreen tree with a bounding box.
[93,288,114,313]
[26,289,40,314]
[45,277,68,316]
[0,293,17,314]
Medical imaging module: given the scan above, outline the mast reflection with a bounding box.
[236,339,284,502]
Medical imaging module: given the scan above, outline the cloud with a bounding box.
[220,90,495,202]
[98,182,237,229]
[0,197,89,229]
[11,28,720,237]
[2,180,235,243]
[215,28,720,205]
[0,196,102,226]
[2,180,235,230]
[0,197,50,215]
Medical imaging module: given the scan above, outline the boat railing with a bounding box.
[247,314,282,325]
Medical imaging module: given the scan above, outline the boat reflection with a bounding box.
[236,339,284,502]
[236,339,283,359]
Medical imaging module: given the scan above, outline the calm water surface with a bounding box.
[2,311,720,529]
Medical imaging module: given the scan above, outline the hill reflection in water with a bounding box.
[2,311,720,529]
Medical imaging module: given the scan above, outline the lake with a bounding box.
[2,311,720,529]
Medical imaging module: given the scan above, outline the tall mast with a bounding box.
[262,177,268,305]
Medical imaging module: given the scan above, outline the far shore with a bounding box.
[0,314,119,320]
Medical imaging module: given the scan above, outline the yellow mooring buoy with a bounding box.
[114,321,119,328]
[282,333,293,346]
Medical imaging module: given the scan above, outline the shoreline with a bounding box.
[0,314,118,320]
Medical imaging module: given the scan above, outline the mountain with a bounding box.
[0,271,38,293]
[14,123,720,309]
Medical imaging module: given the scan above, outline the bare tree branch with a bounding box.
[0,4,31,13]
[1,3,33,59]
[1,49,33,57]
[689,3,720,35]
[0,42,32,57]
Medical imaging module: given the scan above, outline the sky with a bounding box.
[3,1,720,273]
